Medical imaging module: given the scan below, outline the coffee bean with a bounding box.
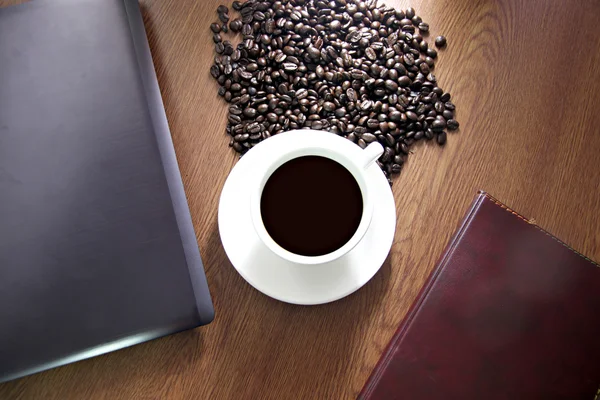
[385,80,399,91]
[385,133,396,146]
[234,133,249,142]
[432,118,446,131]
[399,142,409,154]
[239,70,252,80]
[229,18,243,32]
[426,48,437,59]
[266,113,278,123]
[229,105,242,115]
[257,104,269,114]
[247,122,261,134]
[389,110,402,121]
[446,119,459,130]
[399,18,413,27]
[398,76,411,87]
[210,65,220,79]
[346,88,357,102]
[436,131,447,145]
[242,23,252,35]
[418,22,429,33]
[365,47,377,61]
[219,13,230,24]
[295,88,308,100]
[233,142,243,152]
[435,35,447,48]
[228,113,241,124]
[323,101,335,112]
[282,62,298,72]
[243,107,257,118]
[239,94,250,104]
[367,119,379,129]
[381,147,394,162]
[362,133,377,143]
[306,46,320,59]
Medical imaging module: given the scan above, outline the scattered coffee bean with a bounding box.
[219,13,230,24]
[435,35,447,48]
[208,1,458,181]
[436,131,447,145]
[447,119,460,130]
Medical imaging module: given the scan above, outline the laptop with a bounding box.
[0,0,214,383]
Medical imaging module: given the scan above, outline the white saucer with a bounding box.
[218,137,396,305]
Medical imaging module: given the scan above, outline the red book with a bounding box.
[359,192,600,400]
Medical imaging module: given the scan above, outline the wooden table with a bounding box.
[1,0,599,398]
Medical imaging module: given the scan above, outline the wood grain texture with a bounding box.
[1,0,599,399]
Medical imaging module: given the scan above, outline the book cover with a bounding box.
[359,191,600,399]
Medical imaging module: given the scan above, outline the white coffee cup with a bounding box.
[249,129,383,266]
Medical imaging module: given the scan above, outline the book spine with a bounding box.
[358,192,487,399]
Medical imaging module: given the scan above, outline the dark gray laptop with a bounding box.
[0,0,214,383]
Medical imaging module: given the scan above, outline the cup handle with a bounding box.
[362,142,384,170]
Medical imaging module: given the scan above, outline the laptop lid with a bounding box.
[0,0,214,383]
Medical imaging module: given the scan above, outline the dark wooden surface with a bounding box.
[1,0,599,399]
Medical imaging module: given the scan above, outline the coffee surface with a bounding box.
[260,156,363,257]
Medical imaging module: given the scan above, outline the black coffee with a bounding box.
[260,156,363,257]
